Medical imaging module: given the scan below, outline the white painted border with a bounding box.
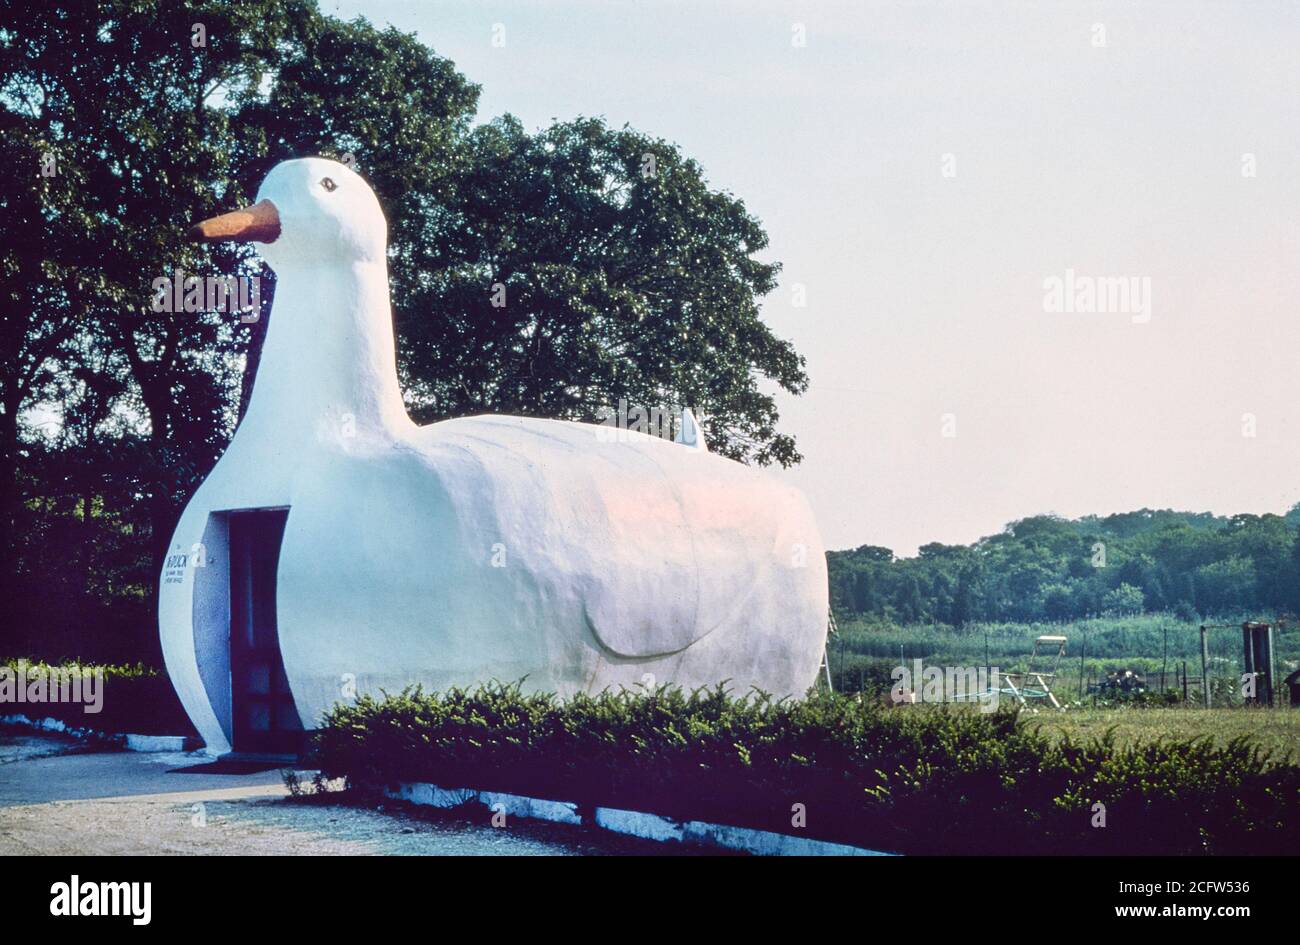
[124,733,191,752]
[0,714,196,752]
[385,782,895,856]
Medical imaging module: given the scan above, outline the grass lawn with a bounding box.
[1022,706,1300,764]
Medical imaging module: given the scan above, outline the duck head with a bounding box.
[189,157,387,270]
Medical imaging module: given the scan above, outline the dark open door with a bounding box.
[229,509,301,754]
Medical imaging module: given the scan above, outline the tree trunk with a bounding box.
[0,401,22,595]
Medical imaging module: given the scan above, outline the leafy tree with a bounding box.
[1,0,808,662]
[829,508,1299,626]
[1043,584,1072,621]
[852,544,895,563]
[951,564,979,626]
[0,0,314,583]
[1102,582,1145,616]
[1194,557,1256,615]
[390,115,806,465]
[851,570,877,614]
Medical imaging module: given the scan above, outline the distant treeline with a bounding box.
[828,508,1300,625]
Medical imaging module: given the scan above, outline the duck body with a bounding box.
[281,414,826,717]
[158,158,828,754]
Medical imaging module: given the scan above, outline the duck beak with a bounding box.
[187,199,281,243]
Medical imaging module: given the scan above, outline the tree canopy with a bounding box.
[0,0,807,662]
[829,508,1300,626]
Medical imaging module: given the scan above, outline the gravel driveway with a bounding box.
[0,732,677,855]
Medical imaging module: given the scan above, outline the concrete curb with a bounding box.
[1,714,196,752]
[385,781,895,856]
[123,733,192,752]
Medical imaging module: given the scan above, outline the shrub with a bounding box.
[310,683,1300,855]
[0,659,196,737]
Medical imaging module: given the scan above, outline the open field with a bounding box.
[874,702,1299,763]
[1021,706,1300,762]
[831,617,1300,765]
[829,615,1300,708]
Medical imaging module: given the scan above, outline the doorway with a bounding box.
[228,509,301,754]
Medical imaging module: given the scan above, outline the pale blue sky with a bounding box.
[328,0,1300,554]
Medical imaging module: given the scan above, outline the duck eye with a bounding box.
[320,177,337,192]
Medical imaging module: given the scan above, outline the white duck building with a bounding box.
[159,158,829,755]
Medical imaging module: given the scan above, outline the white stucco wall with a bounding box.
[159,158,829,752]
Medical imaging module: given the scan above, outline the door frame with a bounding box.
[225,506,301,755]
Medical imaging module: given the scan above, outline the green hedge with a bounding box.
[1,660,196,737]
[310,683,1300,855]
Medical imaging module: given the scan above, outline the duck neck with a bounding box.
[234,259,412,455]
